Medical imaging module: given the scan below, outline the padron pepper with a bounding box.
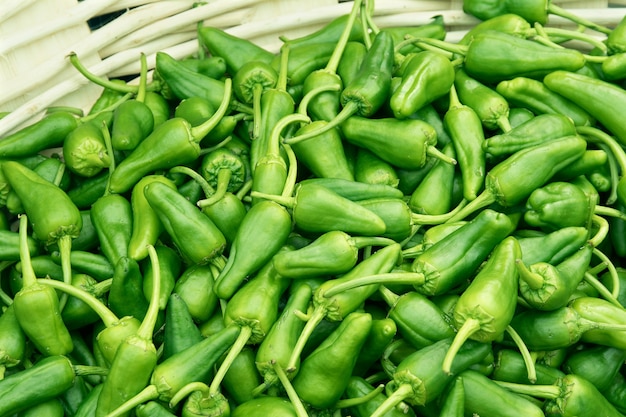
[370,337,492,417]
[516,226,589,265]
[390,50,455,119]
[442,237,521,376]
[144,181,226,265]
[213,199,292,300]
[354,147,399,188]
[107,77,232,194]
[173,264,219,323]
[271,230,396,279]
[63,114,113,178]
[292,311,373,410]
[447,135,587,222]
[12,214,73,356]
[90,192,133,268]
[563,345,626,392]
[0,304,27,378]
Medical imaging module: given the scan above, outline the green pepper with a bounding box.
[91,192,133,267]
[220,346,263,405]
[0,304,26,378]
[382,285,455,350]
[104,325,241,415]
[107,77,232,194]
[544,373,625,417]
[50,250,113,282]
[198,147,246,207]
[127,174,178,261]
[67,171,109,209]
[353,316,397,377]
[509,304,626,351]
[95,244,162,417]
[252,181,386,236]
[0,355,77,416]
[144,181,226,265]
[108,256,149,322]
[61,273,109,330]
[492,349,565,385]
[481,113,577,159]
[292,311,373,410]
[0,229,39,262]
[459,369,545,417]
[516,226,589,265]
[284,30,395,145]
[271,230,395,279]
[517,243,594,311]
[524,181,597,230]
[209,251,292,398]
[390,50,455,119]
[603,372,626,414]
[198,26,275,74]
[354,147,399,188]
[255,282,312,392]
[338,116,455,170]
[563,345,626,392]
[337,41,367,88]
[443,83,484,201]
[496,76,595,126]
[162,293,203,361]
[141,244,181,311]
[0,111,78,158]
[173,264,219,323]
[570,296,626,350]
[231,396,297,417]
[286,243,402,373]
[110,54,154,151]
[213,199,292,299]
[12,215,73,356]
[370,338,492,416]
[62,116,112,178]
[447,135,587,222]
[297,177,403,201]
[345,376,416,417]
[442,236,521,376]
[143,91,170,129]
[281,13,365,48]
[179,55,228,79]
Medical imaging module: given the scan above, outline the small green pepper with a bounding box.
[0,304,26,378]
[173,264,219,323]
[492,349,565,385]
[292,311,373,410]
[231,396,297,417]
[162,293,203,361]
[563,345,626,392]
[90,193,133,267]
[63,115,113,178]
[516,226,589,265]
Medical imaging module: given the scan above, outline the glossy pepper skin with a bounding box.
[63,115,113,178]
[213,200,292,299]
[0,111,78,158]
[292,311,373,410]
[144,181,226,265]
[346,376,416,417]
[230,396,297,417]
[390,51,456,119]
[91,193,133,267]
[544,373,625,417]
[12,215,74,356]
[0,304,27,377]
[0,355,76,416]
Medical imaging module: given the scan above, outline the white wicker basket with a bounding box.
[1,0,625,136]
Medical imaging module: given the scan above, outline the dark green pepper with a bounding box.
[492,349,565,385]
[173,263,219,323]
[231,396,297,417]
[0,304,26,378]
[63,116,112,178]
[91,193,133,267]
[162,293,203,360]
[516,226,589,265]
[345,376,415,417]
[563,345,626,392]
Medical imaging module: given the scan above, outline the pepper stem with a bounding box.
[57,234,73,311]
[169,166,216,204]
[583,272,623,308]
[411,198,468,226]
[137,245,160,340]
[251,82,264,140]
[277,44,290,92]
[334,384,385,408]
[190,78,232,142]
[68,52,145,94]
[493,380,561,399]
[351,236,397,249]
[442,318,481,375]
[273,361,310,417]
[169,381,210,408]
[200,168,231,208]
[283,100,358,145]
[136,53,148,103]
[286,305,327,373]
[281,143,298,198]
[445,189,496,223]
[577,125,626,173]
[297,84,342,116]
[547,3,612,35]
[324,0,363,74]
[249,191,295,209]
[426,145,457,165]
[104,384,159,417]
[378,285,400,308]
[592,248,621,300]
[321,272,425,298]
[209,325,251,395]
[370,383,413,417]
[18,215,36,288]
[505,325,537,384]
[515,259,546,291]
[588,214,609,248]
[36,278,119,328]
[268,113,311,158]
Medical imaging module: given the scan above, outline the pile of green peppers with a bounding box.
[2,0,626,416]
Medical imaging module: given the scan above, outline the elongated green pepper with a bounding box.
[443,83,484,200]
[231,396,297,417]
[173,264,219,323]
[370,337,492,417]
[570,296,626,350]
[271,230,395,278]
[517,243,594,311]
[492,349,565,385]
[496,76,594,126]
[213,199,292,299]
[0,304,26,378]
[162,293,203,361]
[95,245,162,417]
[517,226,589,265]
[297,177,403,201]
[107,78,232,194]
[447,135,587,222]
[292,311,373,410]
[144,181,226,265]
[563,345,626,392]
[442,236,521,375]
[354,147,399,187]
[12,215,73,356]
[91,192,133,267]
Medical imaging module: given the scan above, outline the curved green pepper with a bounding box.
[91,193,133,267]
[354,147,399,188]
[0,304,26,378]
[173,264,219,323]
